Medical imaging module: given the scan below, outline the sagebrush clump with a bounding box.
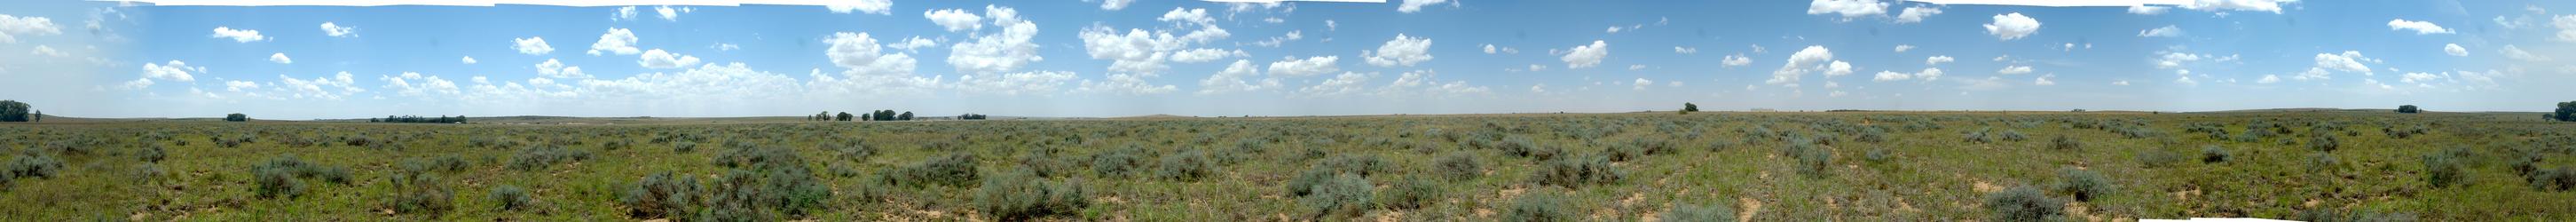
[1300,173,1373,219]
[1986,186,2065,222]
[1530,155,1624,188]
[1659,202,1737,222]
[1504,191,1574,222]
[1433,152,1485,180]
[978,169,1091,221]
[2053,168,2112,202]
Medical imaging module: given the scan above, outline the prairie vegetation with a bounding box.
[1,111,2573,220]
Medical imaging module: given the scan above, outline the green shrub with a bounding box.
[713,145,804,170]
[1630,138,1677,155]
[2000,130,2030,142]
[1013,147,1077,178]
[1300,173,1374,219]
[1963,128,1993,144]
[2530,166,2576,192]
[508,146,593,171]
[1531,155,1624,188]
[138,145,167,163]
[1090,147,1146,178]
[694,166,833,220]
[384,169,453,215]
[1499,135,1560,161]
[2053,168,2112,202]
[2308,153,2343,172]
[1603,144,1645,162]
[1864,148,1893,164]
[1659,202,1737,222]
[672,141,698,153]
[2310,135,2341,152]
[2295,208,2420,222]
[1433,152,1485,180]
[2202,145,2232,163]
[2138,149,2184,168]
[620,171,701,219]
[2422,151,2467,188]
[978,169,1091,221]
[1375,176,1441,210]
[7,154,62,178]
[1288,155,1391,196]
[491,185,533,211]
[1985,186,2064,222]
[1795,147,1833,178]
[1154,150,1217,182]
[252,164,305,199]
[1503,191,1575,222]
[831,140,875,162]
[2048,134,2080,150]
[889,153,981,187]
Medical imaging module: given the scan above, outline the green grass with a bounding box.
[1,111,2573,220]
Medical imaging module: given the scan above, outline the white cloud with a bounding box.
[1398,0,1452,13]
[1893,44,1913,52]
[2257,75,2281,83]
[1077,7,1232,75]
[2111,80,2130,85]
[1675,46,1698,54]
[2034,74,2055,85]
[1560,40,1610,68]
[319,22,354,37]
[587,28,641,56]
[2556,15,2576,42]
[955,71,1078,96]
[1808,0,1889,19]
[1266,56,1341,77]
[947,5,1045,75]
[382,72,461,97]
[1253,30,1303,47]
[535,59,592,79]
[2182,0,2296,13]
[1606,26,1622,34]
[2174,75,2197,86]
[638,49,702,68]
[825,32,919,77]
[924,9,983,32]
[1873,67,1941,82]
[210,27,268,43]
[141,60,201,82]
[1722,54,1752,67]
[1170,48,1246,63]
[1769,45,1834,84]
[1296,72,1375,97]
[2155,52,2202,68]
[1632,78,1654,90]
[2399,72,2443,84]
[225,81,260,91]
[1077,73,1178,95]
[1926,55,1955,65]
[2500,44,2550,61]
[1100,0,1134,11]
[1997,66,2033,75]
[1895,5,1941,23]
[655,5,680,21]
[2444,44,2468,57]
[1983,12,2041,40]
[280,72,364,99]
[827,0,894,14]
[613,6,637,20]
[1199,59,1280,94]
[2128,5,2169,14]
[2139,25,2182,37]
[0,14,64,44]
[2312,51,2372,73]
[514,36,554,55]
[1823,60,1854,77]
[461,56,477,64]
[269,52,291,64]
[28,45,65,58]
[2386,19,2453,35]
[116,78,154,90]
[2293,67,2332,80]
[1363,34,1435,67]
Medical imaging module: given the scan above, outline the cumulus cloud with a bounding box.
[280,72,365,99]
[1997,66,2033,75]
[1769,45,1835,85]
[946,5,1045,75]
[0,14,64,44]
[638,49,702,68]
[28,45,65,58]
[535,59,591,79]
[319,22,354,37]
[1077,7,1232,75]
[2500,44,2550,61]
[514,36,554,55]
[1170,48,1246,63]
[1983,12,2041,40]
[2139,25,2182,37]
[2557,15,2576,42]
[1560,40,1609,68]
[1296,72,1375,97]
[2257,75,2281,83]
[2312,51,2373,73]
[1808,0,1889,19]
[2444,44,2467,57]
[1099,0,1134,11]
[924,9,983,32]
[461,56,477,64]
[1631,78,1655,90]
[827,0,894,14]
[1873,67,1942,82]
[1722,54,1752,67]
[1676,46,1698,54]
[955,70,1077,96]
[1199,59,1280,94]
[1363,34,1434,67]
[382,72,461,97]
[211,27,267,43]
[1893,44,1913,52]
[2182,0,2296,13]
[824,32,919,77]
[1926,55,1955,65]
[2034,74,2056,85]
[587,28,641,56]
[655,6,680,21]
[1823,60,1854,77]
[1267,56,1341,77]
[1398,0,1453,13]
[269,52,291,64]
[141,60,201,82]
[2386,19,2453,35]
[2155,52,2202,69]
[1895,5,1941,23]
[2128,5,2169,14]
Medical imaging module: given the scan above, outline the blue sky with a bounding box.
[2,0,2572,119]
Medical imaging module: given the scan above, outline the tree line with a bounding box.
[805,110,989,122]
[372,115,469,123]
[1,100,36,123]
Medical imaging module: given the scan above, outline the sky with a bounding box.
[2,0,2573,119]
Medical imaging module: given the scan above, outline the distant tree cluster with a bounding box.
[959,114,989,120]
[870,110,913,121]
[0,99,32,123]
[2551,101,2576,122]
[225,114,249,122]
[373,115,469,123]
[808,110,935,122]
[2397,105,2422,114]
[1679,103,1698,115]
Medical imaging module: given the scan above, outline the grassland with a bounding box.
[3,111,2573,221]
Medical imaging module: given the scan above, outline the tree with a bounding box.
[860,113,871,122]
[897,111,914,121]
[28,110,37,122]
[0,99,29,122]
[1680,102,1699,115]
[960,114,989,120]
[225,113,248,122]
[837,112,855,121]
[2397,105,2421,114]
[2552,101,2576,122]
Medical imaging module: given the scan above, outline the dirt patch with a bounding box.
[1973,181,2001,194]
[1737,197,1762,222]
